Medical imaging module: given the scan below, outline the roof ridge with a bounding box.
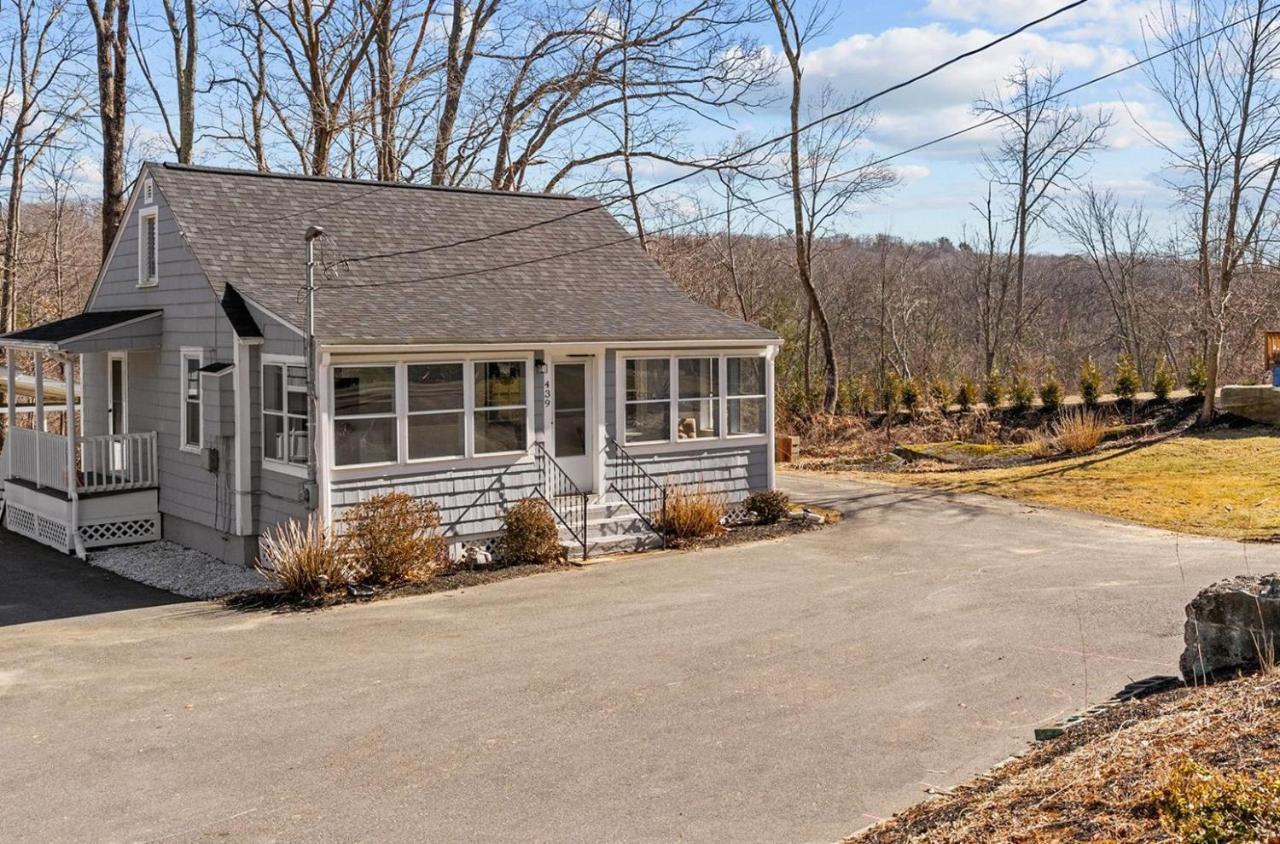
[154,162,589,203]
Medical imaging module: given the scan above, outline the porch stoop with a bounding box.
[561,495,663,559]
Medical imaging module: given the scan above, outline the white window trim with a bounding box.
[137,206,159,288]
[330,352,535,472]
[261,354,308,478]
[618,350,771,449]
[405,360,469,464]
[179,347,203,453]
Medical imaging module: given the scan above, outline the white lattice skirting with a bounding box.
[4,504,72,552]
[79,517,161,548]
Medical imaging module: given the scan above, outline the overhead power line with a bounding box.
[324,2,1262,293]
[334,0,1094,267]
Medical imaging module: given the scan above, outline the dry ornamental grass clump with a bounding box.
[256,514,352,599]
[659,486,727,542]
[340,492,447,586]
[1052,409,1106,454]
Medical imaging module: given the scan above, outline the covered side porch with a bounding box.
[1,311,163,557]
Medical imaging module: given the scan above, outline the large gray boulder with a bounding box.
[1180,574,1280,683]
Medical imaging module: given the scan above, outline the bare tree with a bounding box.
[251,0,382,176]
[1057,185,1157,385]
[85,0,128,253]
[1,0,84,331]
[131,0,198,163]
[430,0,500,184]
[1144,0,1280,420]
[974,62,1110,354]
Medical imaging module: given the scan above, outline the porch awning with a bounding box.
[0,309,162,353]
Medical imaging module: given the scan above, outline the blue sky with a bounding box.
[692,0,1178,252]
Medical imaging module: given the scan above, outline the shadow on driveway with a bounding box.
[0,530,188,627]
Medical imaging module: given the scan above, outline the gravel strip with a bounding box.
[90,541,268,599]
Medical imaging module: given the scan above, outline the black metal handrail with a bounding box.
[605,436,667,547]
[532,442,589,559]
[442,457,529,540]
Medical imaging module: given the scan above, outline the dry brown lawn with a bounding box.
[861,428,1280,541]
[847,672,1280,843]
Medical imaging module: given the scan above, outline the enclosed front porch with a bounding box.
[1,310,164,557]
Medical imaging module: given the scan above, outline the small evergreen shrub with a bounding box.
[1187,355,1208,396]
[340,492,447,585]
[1079,357,1103,407]
[1153,757,1280,843]
[659,486,727,542]
[257,515,351,598]
[839,375,875,416]
[928,376,952,411]
[1152,359,1175,402]
[744,489,790,525]
[1113,354,1141,402]
[981,369,1004,409]
[1008,371,1035,413]
[955,377,978,412]
[880,370,902,415]
[497,498,564,566]
[900,377,923,415]
[1039,372,1063,413]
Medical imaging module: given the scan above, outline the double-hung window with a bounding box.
[407,363,466,460]
[622,353,769,445]
[474,361,527,454]
[333,366,397,467]
[180,349,202,451]
[624,358,671,444]
[677,357,719,440]
[263,360,309,468]
[727,357,767,435]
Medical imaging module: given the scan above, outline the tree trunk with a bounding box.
[89,0,131,255]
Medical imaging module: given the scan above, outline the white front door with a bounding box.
[549,359,594,492]
[108,354,128,436]
[107,354,128,472]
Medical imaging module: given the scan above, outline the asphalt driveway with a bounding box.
[2,473,1277,843]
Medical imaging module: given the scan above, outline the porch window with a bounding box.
[624,358,671,444]
[263,361,308,467]
[677,357,719,440]
[180,350,202,451]
[727,357,767,436]
[333,366,397,466]
[473,360,527,454]
[407,362,465,460]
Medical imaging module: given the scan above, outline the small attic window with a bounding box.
[143,178,154,203]
[138,209,158,287]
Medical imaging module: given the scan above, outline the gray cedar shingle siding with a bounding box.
[89,179,242,539]
[146,163,779,346]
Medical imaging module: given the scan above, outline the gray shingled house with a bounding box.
[0,163,780,563]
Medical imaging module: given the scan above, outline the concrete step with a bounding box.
[560,529,664,559]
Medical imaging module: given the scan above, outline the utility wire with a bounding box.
[323,3,1262,292]
[334,0,1094,267]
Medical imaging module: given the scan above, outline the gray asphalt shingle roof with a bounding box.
[149,163,779,347]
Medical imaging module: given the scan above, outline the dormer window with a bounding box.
[138,208,158,287]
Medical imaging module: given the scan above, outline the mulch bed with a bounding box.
[846,672,1280,843]
[223,561,574,611]
[668,509,838,551]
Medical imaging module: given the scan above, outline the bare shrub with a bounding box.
[1052,409,1106,454]
[497,498,564,566]
[340,492,447,586]
[659,486,727,542]
[257,515,351,598]
[744,489,791,524]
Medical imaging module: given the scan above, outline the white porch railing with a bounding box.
[3,428,157,495]
[7,427,72,492]
[79,432,158,494]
